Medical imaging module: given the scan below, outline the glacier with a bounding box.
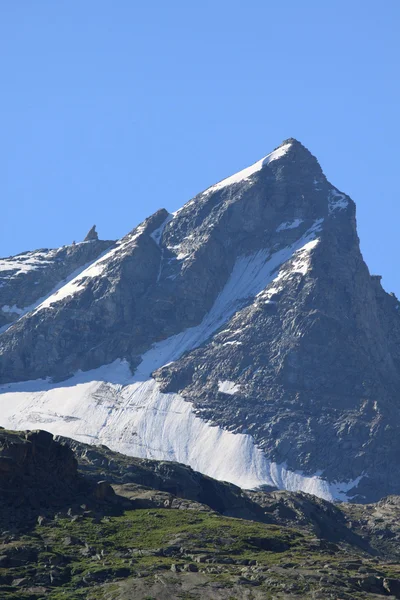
[0,360,361,502]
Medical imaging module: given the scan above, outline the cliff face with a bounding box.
[1,139,400,502]
[0,429,80,508]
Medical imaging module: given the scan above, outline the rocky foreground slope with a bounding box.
[2,428,400,600]
[1,139,400,502]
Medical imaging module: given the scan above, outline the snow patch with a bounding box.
[0,360,361,501]
[218,380,240,395]
[0,242,96,280]
[256,220,322,304]
[0,250,58,277]
[36,264,103,310]
[276,219,303,232]
[290,239,320,275]
[329,189,348,213]
[150,214,173,245]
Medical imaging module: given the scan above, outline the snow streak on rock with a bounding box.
[136,220,323,376]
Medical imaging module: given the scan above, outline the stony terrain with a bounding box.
[2,429,400,599]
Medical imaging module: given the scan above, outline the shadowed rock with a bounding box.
[84,225,99,241]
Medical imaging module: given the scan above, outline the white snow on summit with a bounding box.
[203,142,292,196]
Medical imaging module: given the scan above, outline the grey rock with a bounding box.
[84,224,99,241]
[0,236,114,329]
[57,435,271,522]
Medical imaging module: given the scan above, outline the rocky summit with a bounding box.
[1,138,399,503]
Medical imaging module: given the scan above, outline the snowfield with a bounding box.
[0,360,361,501]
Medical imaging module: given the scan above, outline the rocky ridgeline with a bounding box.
[0,228,114,329]
[57,435,274,522]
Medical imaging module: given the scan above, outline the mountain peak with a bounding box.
[202,140,294,196]
[0,137,396,505]
[201,138,323,198]
[280,137,302,146]
[277,138,321,162]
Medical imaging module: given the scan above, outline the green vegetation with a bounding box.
[0,505,399,599]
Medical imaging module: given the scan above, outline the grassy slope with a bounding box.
[1,504,399,600]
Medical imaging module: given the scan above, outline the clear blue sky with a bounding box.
[1,1,399,293]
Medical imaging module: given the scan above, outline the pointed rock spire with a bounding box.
[84,225,98,242]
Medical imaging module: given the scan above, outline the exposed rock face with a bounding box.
[0,237,115,329]
[0,208,169,379]
[57,435,272,522]
[84,225,99,241]
[1,139,400,502]
[0,429,80,507]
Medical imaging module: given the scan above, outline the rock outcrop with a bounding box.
[0,429,80,508]
[0,237,114,329]
[57,435,273,522]
[84,225,99,241]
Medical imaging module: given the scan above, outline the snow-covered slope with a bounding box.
[1,139,399,503]
[0,237,114,330]
[0,360,360,502]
